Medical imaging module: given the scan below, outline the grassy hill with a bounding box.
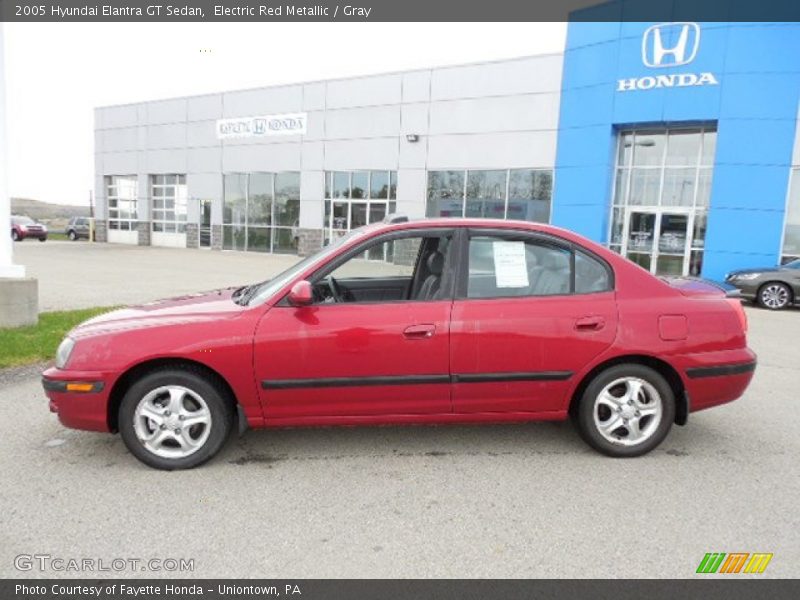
[11,198,91,231]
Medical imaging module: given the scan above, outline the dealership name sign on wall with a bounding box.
[617,22,719,92]
[216,113,308,139]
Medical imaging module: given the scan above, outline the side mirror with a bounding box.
[287,280,314,307]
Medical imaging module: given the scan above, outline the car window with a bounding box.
[466,235,612,299]
[575,250,611,293]
[312,233,454,304]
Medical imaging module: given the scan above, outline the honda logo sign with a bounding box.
[617,22,719,92]
[642,22,700,68]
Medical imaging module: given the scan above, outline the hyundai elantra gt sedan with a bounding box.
[42,217,756,469]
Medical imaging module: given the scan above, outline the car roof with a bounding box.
[372,217,581,241]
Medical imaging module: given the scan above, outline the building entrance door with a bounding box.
[622,209,692,276]
[199,200,212,248]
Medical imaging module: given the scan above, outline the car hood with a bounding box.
[69,288,247,339]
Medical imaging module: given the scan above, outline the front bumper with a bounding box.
[42,366,113,432]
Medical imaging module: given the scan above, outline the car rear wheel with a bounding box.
[38,236,47,242]
[68,230,77,241]
[11,230,19,241]
[119,367,234,470]
[575,364,675,457]
[758,282,791,310]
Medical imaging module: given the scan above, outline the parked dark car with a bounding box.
[11,215,47,242]
[65,217,93,241]
[725,259,800,310]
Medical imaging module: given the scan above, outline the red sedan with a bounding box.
[42,218,756,469]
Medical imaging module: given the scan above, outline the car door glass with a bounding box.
[314,234,453,304]
[575,250,611,294]
[467,235,572,298]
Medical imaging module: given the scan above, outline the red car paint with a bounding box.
[43,219,755,434]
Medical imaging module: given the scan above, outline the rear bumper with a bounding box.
[42,366,113,432]
[673,348,757,412]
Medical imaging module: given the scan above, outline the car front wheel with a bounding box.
[575,364,675,457]
[119,367,234,470]
[11,230,19,241]
[758,282,791,310]
[68,230,77,241]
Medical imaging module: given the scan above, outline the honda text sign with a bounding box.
[216,112,308,139]
[617,22,719,92]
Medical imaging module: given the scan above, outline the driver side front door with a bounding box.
[253,229,457,422]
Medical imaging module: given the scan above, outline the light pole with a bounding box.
[0,23,38,326]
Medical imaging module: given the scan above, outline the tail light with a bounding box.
[726,298,748,334]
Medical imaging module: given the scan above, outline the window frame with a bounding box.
[455,227,615,301]
[105,174,138,232]
[277,227,460,307]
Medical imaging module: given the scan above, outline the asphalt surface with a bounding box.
[1,242,798,578]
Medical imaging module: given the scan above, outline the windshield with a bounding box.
[14,216,34,225]
[244,229,365,306]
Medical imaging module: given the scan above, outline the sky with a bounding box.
[2,22,567,206]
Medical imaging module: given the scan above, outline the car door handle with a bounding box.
[403,324,436,339]
[575,316,605,331]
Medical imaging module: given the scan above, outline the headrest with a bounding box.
[427,251,445,275]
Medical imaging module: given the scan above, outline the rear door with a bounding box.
[450,229,618,414]
[253,228,457,420]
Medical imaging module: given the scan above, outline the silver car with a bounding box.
[725,259,800,310]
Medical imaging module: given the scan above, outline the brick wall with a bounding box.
[136,222,151,246]
[297,228,324,257]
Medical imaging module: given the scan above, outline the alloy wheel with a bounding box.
[133,385,212,459]
[760,284,789,309]
[593,376,663,446]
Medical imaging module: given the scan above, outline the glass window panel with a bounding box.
[223,173,247,226]
[332,202,348,230]
[427,170,464,218]
[351,202,368,229]
[390,171,397,199]
[701,130,717,166]
[693,212,707,248]
[351,172,368,199]
[617,132,634,167]
[782,169,800,257]
[465,170,506,219]
[248,173,273,226]
[272,227,297,254]
[689,251,704,276]
[665,130,701,166]
[610,207,624,245]
[661,168,695,207]
[627,212,656,252]
[627,252,652,271]
[275,172,300,227]
[370,171,389,199]
[324,172,331,199]
[631,132,665,167]
[658,213,688,254]
[656,255,684,276]
[613,169,629,205]
[369,203,387,224]
[629,169,661,205]
[246,227,271,252]
[333,172,349,199]
[696,169,713,207]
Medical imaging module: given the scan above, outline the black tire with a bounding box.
[38,236,47,242]
[757,282,792,310]
[11,230,19,241]
[68,230,78,241]
[118,367,235,470]
[574,364,675,458]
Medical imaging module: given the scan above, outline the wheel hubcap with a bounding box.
[133,385,211,459]
[762,285,788,308]
[593,377,663,446]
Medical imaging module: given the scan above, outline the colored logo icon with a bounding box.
[696,552,773,574]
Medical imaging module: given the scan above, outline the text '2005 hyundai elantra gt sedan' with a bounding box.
[42,217,756,469]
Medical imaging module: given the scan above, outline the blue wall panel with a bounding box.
[555,19,800,280]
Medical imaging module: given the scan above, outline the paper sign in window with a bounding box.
[492,241,529,288]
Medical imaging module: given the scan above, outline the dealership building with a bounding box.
[93,21,800,280]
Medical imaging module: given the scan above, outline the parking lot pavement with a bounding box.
[13,241,301,311]
[0,304,798,579]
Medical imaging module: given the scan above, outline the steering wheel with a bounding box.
[326,275,343,303]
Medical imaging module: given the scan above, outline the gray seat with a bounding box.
[533,251,570,295]
[418,251,444,300]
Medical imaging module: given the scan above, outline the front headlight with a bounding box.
[55,337,75,369]
[734,273,761,281]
